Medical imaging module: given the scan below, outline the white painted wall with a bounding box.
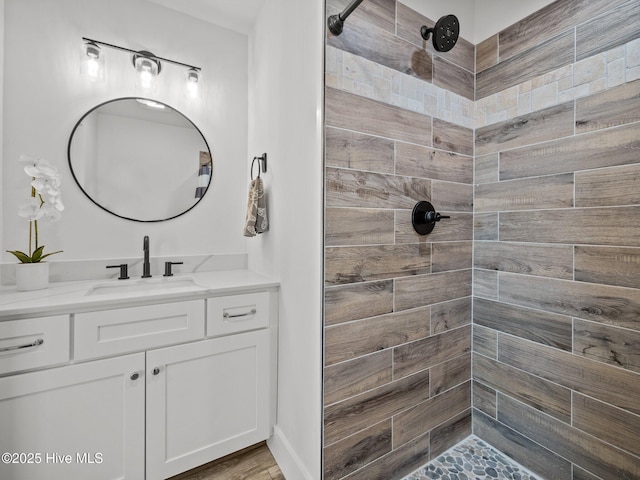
[399,0,556,43]
[0,0,4,264]
[147,0,265,35]
[2,0,248,261]
[248,0,324,478]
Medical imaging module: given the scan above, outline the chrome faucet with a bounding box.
[142,235,152,278]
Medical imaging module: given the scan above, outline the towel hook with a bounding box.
[251,153,267,180]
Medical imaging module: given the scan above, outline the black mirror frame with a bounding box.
[67,97,212,223]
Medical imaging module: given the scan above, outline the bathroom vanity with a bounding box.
[0,270,278,480]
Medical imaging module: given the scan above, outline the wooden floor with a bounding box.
[168,442,284,480]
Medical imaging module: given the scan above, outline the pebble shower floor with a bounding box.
[402,436,543,480]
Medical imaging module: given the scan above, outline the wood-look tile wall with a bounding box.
[476,0,639,99]
[473,1,640,477]
[323,1,473,478]
[325,0,640,478]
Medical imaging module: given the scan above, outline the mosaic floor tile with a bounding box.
[402,436,543,480]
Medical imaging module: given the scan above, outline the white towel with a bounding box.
[243,177,268,237]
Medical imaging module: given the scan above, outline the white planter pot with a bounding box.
[15,262,50,291]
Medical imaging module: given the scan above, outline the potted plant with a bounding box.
[6,154,64,291]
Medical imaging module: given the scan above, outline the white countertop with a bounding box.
[0,270,279,321]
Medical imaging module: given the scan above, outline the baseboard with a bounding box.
[267,425,316,480]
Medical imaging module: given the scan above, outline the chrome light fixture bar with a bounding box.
[82,37,201,73]
[81,37,201,93]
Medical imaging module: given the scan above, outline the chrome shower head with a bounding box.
[420,14,459,52]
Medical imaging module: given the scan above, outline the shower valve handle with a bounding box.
[412,201,450,235]
[424,211,450,223]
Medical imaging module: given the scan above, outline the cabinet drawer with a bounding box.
[74,301,205,360]
[0,316,69,375]
[207,292,270,337]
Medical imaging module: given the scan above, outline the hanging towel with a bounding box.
[243,177,269,237]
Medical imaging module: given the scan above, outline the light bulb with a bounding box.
[87,57,100,79]
[140,69,153,89]
[186,68,199,98]
[80,41,104,82]
[134,54,159,91]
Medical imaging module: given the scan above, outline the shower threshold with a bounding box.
[403,435,543,480]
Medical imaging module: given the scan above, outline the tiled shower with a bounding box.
[323,0,640,479]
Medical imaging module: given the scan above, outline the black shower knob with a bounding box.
[412,201,451,235]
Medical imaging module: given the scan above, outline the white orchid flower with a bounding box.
[41,204,63,222]
[10,154,64,265]
[32,175,61,196]
[49,196,65,212]
[20,154,59,179]
[42,191,64,211]
[18,153,38,167]
[18,198,45,221]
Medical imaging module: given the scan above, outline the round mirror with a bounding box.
[68,98,212,222]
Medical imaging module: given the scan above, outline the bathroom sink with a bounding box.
[86,277,203,296]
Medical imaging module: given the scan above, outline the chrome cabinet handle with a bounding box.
[223,309,257,319]
[152,367,160,375]
[130,372,139,381]
[0,338,44,353]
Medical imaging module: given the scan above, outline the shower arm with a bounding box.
[328,0,366,36]
[339,0,365,20]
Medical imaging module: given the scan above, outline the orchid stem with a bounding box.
[26,183,43,255]
[34,219,39,252]
[28,220,33,257]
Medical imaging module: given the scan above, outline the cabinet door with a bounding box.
[146,330,271,480]
[0,353,145,480]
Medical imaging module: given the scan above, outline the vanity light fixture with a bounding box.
[133,51,161,91]
[186,68,200,98]
[81,37,202,95]
[80,40,105,81]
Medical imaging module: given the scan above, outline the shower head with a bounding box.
[328,14,345,35]
[420,14,459,52]
[328,0,366,36]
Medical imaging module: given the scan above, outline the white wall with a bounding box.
[248,0,324,478]
[0,0,4,264]
[2,0,248,261]
[399,0,556,44]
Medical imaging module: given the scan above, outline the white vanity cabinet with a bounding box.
[146,329,271,479]
[0,351,145,480]
[0,284,277,480]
